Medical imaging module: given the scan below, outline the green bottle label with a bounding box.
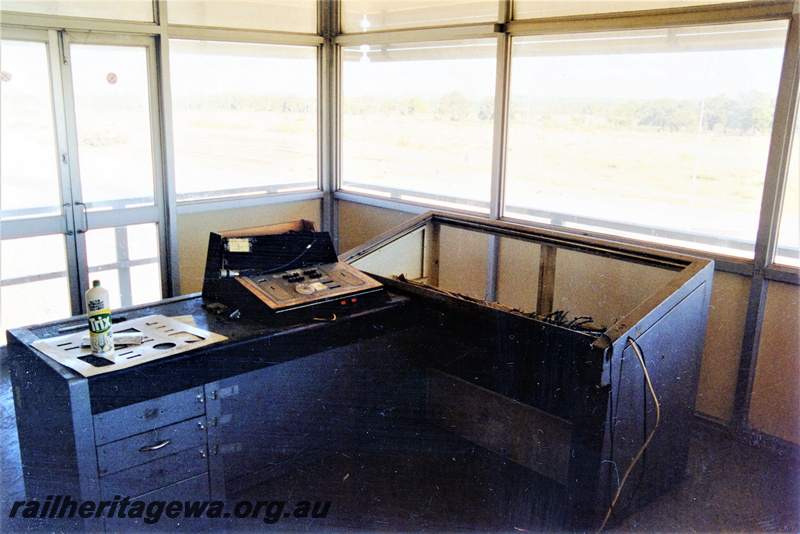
[88,311,112,334]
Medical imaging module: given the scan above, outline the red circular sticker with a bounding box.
[106,72,117,84]
[0,71,11,83]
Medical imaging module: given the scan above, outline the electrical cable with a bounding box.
[252,233,318,275]
[596,337,661,533]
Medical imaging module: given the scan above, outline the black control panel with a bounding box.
[202,225,385,323]
[238,261,382,311]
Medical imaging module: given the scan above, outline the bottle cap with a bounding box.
[92,280,101,287]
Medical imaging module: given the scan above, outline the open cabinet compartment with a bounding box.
[342,210,715,529]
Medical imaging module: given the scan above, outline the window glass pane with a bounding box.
[342,0,499,33]
[85,224,161,309]
[514,1,748,20]
[1,0,153,22]
[170,40,318,201]
[1,235,71,336]
[505,21,788,259]
[776,117,799,267]
[70,44,155,210]
[342,39,496,213]
[167,0,316,33]
[0,39,62,219]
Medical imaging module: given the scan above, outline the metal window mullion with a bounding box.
[112,226,132,307]
[88,257,159,273]
[1,270,72,287]
[334,22,500,46]
[506,0,795,36]
[87,206,160,228]
[165,25,323,46]
[486,8,512,301]
[0,217,65,240]
[153,0,180,298]
[52,29,88,315]
[0,11,159,34]
[489,36,510,219]
[320,0,340,248]
[733,10,800,431]
[759,16,800,269]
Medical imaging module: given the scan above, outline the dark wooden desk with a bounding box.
[7,265,711,532]
[7,293,417,531]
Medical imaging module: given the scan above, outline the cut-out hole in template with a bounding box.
[78,355,115,367]
[169,331,205,343]
[152,342,177,350]
[116,328,142,334]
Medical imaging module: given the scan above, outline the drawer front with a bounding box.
[103,473,211,533]
[100,446,208,500]
[94,386,205,446]
[98,416,207,476]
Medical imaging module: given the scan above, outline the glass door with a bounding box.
[63,33,165,309]
[0,29,166,336]
[1,30,75,334]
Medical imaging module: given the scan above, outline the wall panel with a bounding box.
[337,200,418,253]
[437,224,489,300]
[496,237,542,313]
[694,271,751,423]
[748,281,800,445]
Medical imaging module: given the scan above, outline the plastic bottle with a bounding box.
[86,280,114,356]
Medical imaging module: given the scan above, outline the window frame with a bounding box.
[332,1,800,284]
[167,36,323,205]
[338,35,501,215]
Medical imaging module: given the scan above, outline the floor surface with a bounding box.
[1,347,798,533]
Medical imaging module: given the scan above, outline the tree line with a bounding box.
[175,90,776,136]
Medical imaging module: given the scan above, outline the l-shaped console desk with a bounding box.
[6,212,714,532]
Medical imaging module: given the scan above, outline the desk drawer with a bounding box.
[100,446,208,500]
[103,473,211,533]
[94,386,205,446]
[98,416,207,476]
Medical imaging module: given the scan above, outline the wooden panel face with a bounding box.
[205,336,409,494]
[204,360,346,489]
[426,369,573,486]
[350,227,425,280]
[337,201,418,254]
[437,224,489,300]
[552,249,678,330]
[496,237,542,313]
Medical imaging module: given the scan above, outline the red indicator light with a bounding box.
[340,300,346,306]
[351,298,357,303]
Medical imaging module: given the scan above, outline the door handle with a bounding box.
[139,439,171,452]
[62,203,74,236]
[74,202,88,234]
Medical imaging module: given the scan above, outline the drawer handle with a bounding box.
[139,439,171,452]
